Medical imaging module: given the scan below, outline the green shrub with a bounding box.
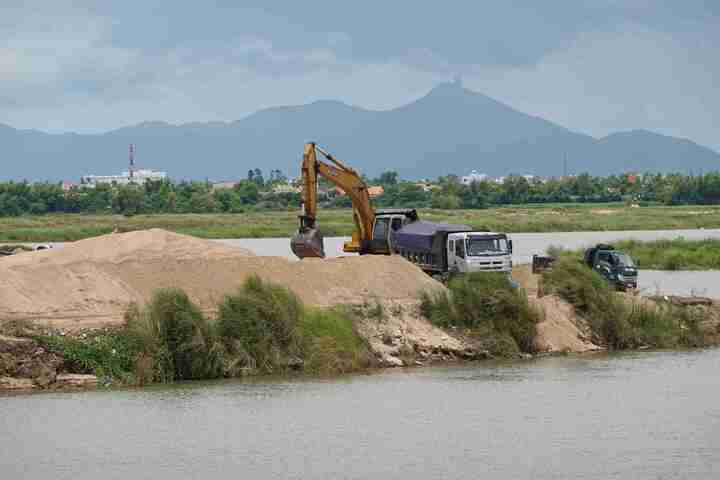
[542,258,712,349]
[298,309,373,375]
[421,272,540,354]
[36,330,136,381]
[216,275,303,374]
[125,289,224,382]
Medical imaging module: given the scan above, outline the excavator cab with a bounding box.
[370,209,418,254]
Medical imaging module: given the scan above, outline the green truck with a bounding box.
[583,244,638,291]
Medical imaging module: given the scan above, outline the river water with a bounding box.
[2,348,719,479]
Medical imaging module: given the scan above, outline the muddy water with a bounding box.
[2,349,719,479]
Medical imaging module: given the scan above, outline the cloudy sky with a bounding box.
[2,1,718,150]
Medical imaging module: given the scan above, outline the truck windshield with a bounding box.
[613,253,635,267]
[465,236,508,256]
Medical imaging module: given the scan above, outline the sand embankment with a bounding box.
[0,229,442,330]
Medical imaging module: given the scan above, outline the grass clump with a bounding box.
[36,330,137,382]
[421,272,540,356]
[216,275,372,376]
[299,309,374,375]
[542,258,709,349]
[216,275,303,375]
[125,289,224,383]
[31,278,375,385]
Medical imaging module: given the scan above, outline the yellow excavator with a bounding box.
[290,142,417,259]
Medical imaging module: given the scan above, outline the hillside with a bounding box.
[2,82,718,181]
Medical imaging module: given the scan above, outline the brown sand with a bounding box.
[532,295,601,353]
[0,229,442,330]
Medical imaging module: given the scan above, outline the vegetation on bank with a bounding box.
[32,277,374,386]
[421,272,541,357]
[3,203,720,242]
[549,238,720,271]
[541,259,710,349]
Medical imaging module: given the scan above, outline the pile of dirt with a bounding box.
[0,229,442,330]
[531,295,601,353]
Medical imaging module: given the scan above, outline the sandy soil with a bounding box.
[532,295,601,353]
[0,229,442,330]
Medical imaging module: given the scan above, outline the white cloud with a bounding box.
[0,5,717,155]
[463,24,720,150]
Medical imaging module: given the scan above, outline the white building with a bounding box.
[461,170,488,185]
[81,169,167,187]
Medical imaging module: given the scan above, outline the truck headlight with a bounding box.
[616,273,624,281]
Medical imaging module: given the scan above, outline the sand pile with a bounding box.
[532,295,601,353]
[0,229,442,330]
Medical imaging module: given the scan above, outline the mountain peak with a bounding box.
[425,78,471,98]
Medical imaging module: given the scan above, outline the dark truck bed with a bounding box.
[391,220,472,272]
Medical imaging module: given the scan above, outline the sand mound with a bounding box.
[0,229,442,330]
[532,295,601,353]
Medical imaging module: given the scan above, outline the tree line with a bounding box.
[2,171,720,216]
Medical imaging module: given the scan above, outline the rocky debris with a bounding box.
[0,376,36,390]
[353,300,480,366]
[0,334,95,391]
[648,295,714,307]
[55,374,98,389]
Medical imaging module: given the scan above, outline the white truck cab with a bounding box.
[446,232,513,274]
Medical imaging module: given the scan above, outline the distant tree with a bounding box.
[377,171,399,186]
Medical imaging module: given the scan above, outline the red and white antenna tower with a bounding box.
[129,144,135,178]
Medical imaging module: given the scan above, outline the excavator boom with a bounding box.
[290,143,375,259]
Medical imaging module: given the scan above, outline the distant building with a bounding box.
[61,181,75,191]
[461,170,488,185]
[272,183,301,194]
[367,186,385,197]
[414,181,438,192]
[333,185,385,197]
[211,181,239,191]
[81,169,167,187]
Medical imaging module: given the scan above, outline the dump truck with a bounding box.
[584,244,638,291]
[391,221,513,279]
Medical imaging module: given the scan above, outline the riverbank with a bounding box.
[3,204,720,242]
[2,229,719,391]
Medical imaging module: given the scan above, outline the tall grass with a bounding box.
[298,309,374,375]
[613,238,720,270]
[216,276,304,375]
[125,289,224,383]
[421,272,540,356]
[541,258,708,349]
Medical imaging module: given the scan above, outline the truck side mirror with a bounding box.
[508,240,513,254]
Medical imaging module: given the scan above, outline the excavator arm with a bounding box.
[290,143,375,259]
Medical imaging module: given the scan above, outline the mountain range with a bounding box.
[2,81,718,181]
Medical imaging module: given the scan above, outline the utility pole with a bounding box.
[129,144,135,179]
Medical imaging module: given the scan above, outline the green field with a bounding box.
[553,238,720,271]
[2,203,720,242]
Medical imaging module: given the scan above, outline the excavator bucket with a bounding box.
[291,227,325,259]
